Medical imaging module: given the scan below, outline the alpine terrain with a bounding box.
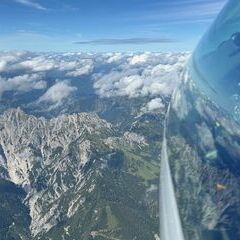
[0,51,188,240]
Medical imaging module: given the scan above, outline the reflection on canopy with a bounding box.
[190,0,240,121]
[161,1,240,240]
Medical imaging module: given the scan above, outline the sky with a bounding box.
[0,0,227,52]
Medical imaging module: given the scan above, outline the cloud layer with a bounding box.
[93,52,188,98]
[0,51,189,108]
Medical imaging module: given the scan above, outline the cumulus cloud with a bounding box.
[38,80,77,104]
[17,56,56,72]
[65,60,94,77]
[5,54,94,77]
[106,53,125,64]
[0,51,27,72]
[0,51,189,106]
[0,52,96,98]
[144,98,165,112]
[0,73,46,96]
[129,53,149,65]
[93,71,141,98]
[94,52,189,98]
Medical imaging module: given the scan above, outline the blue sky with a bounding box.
[0,0,227,52]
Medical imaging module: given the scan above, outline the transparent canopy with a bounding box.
[161,1,240,240]
[190,0,240,120]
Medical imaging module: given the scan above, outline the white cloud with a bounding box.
[106,53,125,63]
[0,51,190,104]
[38,80,77,104]
[10,54,94,77]
[7,74,46,91]
[94,52,189,98]
[0,52,95,97]
[15,0,46,10]
[145,98,165,112]
[17,56,56,72]
[129,53,149,65]
[66,60,94,77]
[0,73,46,96]
[93,70,140,98]
[0,51,27,72]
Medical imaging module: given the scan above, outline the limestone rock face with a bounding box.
[0,108,160,240]
[0,108,113,236]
